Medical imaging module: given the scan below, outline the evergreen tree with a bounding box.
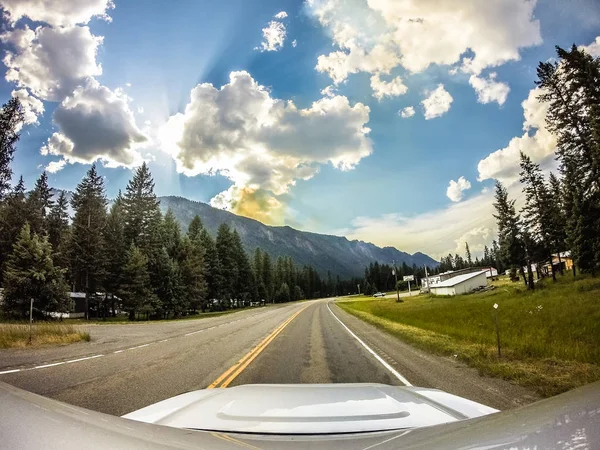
[26,171,54,236]
[275,282,290,303]
[122,162,162,253]
[231,229,256,305]
[216,223,238,301]
[200,228,223,302]
[103,193,127,316]
[119,245,154,320]
[493,181,530,287]
[46,191,70,271]
[180,236,207,312]
[548,172,567,272]
[483,245,490,266]
[465,242,473,267]
[262,252,274,302]
[2,223,69,318]
[152,246,184,317]
[537,45,600,274]
[162,208,182,259]
[519,152,557,280]
[0,176,27,273]
[70,164,108,316]
[187,215,203,241]
[0,97,24,199]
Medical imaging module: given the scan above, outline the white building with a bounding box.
[429,270,488,296]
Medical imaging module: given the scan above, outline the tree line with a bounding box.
[492,45,600,289]
[0,102,355,320]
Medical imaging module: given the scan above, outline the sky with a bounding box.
[0,0,599,260]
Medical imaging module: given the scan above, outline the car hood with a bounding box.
[122,383,497,434]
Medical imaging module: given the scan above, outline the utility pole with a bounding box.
[424,265,431,294]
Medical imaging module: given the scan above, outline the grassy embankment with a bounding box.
[337,273,600,397]
[0,323,90,349]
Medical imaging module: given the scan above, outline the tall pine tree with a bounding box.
[0,97,24,199]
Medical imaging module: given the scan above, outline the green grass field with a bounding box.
[0,323,90,348]
[338,273,600,397]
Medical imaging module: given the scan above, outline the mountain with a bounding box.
[159,196,438,278]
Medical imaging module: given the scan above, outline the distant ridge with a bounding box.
[159,196,438,278]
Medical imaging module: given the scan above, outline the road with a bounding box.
[0,299,537,416]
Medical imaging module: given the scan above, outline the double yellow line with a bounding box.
[207,305,308,389]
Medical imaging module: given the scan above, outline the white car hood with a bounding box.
[123,383,498,434]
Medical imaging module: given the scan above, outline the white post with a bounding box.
[408,280,411,296]
[28,298,33,345]
[424,265,430,294]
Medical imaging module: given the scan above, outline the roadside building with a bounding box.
[483,267,498,278]
[429,270,487,296]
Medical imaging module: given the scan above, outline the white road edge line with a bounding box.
[327,302,412,386]
[34,361,66,369]
[0,369,21,375]
[65,355,104,364]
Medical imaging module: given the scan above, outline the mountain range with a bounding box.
[159,196,438,278]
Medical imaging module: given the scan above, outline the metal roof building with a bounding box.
[429,270,487,296]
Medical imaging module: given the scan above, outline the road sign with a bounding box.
[403,275,414,281]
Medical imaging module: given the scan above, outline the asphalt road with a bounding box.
[0,299,538,416]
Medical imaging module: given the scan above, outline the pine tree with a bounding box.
[103,193,127,316]
[180,236,207,312]
[119,245,154,320]
[216,223,237,302]
[162,208,182,260]
[537,45,600,274]
[122,162,162,253]
[519,152,557,280]
[262,252,274,303]
[465,242,473,267]
[0,176,27,273]
[231,229,256,305]
[483,245,490,266]
[70,164,108,316]
[493,181,529,287]
[2,223,69,318]
[0,97,24,199]
[152,246,185,317]
[25,171,54,236]
[46,191,70,272]
[187,215,203,241]
[200,228,223,302]
[275,282,290,303]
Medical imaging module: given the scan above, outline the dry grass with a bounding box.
[338,273,600,397]
[0,323,90,348]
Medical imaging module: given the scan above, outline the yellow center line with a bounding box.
[210,432,262,449]
[207,305,309,389]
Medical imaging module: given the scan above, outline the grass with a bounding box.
[0,323,90,348]
[337,273,600,397]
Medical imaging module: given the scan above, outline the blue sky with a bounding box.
[1,0,599,259]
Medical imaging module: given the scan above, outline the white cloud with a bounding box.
[258,20,286,52]
[370,74,407,100]
[137,106,144,114]
[321,85,337,97]
[580,36,600,57]
[1,25,103,101]
[160,71,372,224]
[1,0,114,26]
[469,73,510,105]
[45,159,67,173]
[399,106,414,118]
[308,0,541,83]
[273,11,288,19]
[11,88,43,127]
[477,86,555,183]
[421,84,453,120]
[292,39,297,48]
[446,176,472,202]
[41,79,147,170]
[452,226,494,256]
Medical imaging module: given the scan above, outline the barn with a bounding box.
[429,270,487,296]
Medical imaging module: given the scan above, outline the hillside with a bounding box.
[159,196,438,278]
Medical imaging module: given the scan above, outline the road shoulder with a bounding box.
[330,302,539,410]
